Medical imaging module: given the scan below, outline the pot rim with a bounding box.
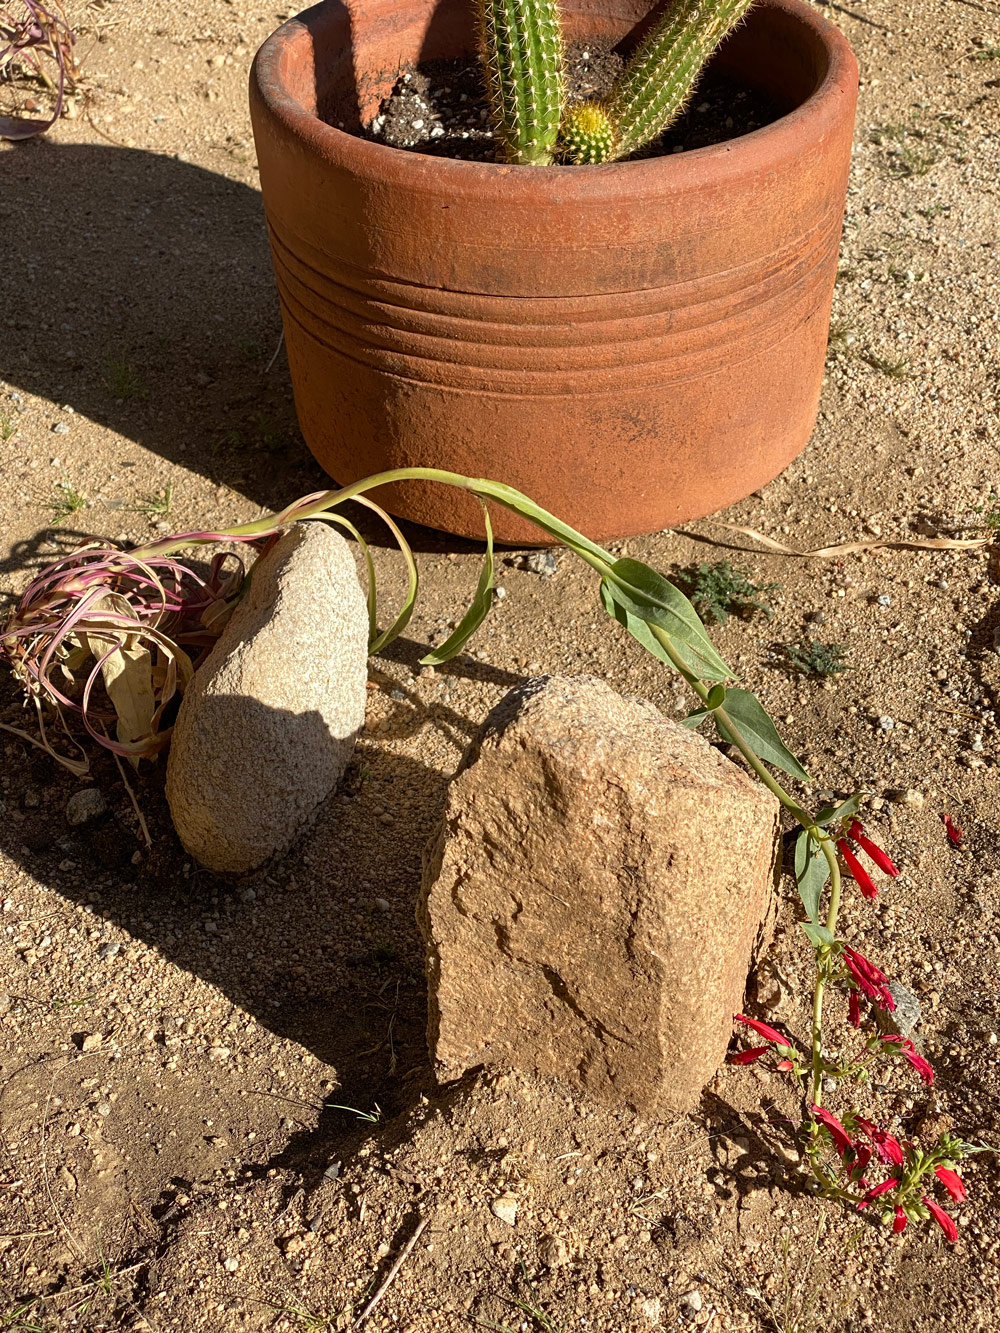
[251,0,858,198]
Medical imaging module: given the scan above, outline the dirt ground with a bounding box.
[1,0,999,1329]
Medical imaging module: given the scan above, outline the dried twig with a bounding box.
[352,1213,430,1328]
[682,520,991,559]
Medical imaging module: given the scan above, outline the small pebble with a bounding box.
[208,1046,231,1061]
[78,1032,103,1053]
[876,594,892,607]
[681,1291,704,1318]
[66,788,107,826]
[521,550,558,577]
[97,941,121,961]
[885,788,924,809]
[877,715,895,731]
[51,421,70,434]
[95,1100,112,1117]
[491,1194,519,1226]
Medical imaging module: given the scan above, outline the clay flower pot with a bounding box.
[250,0,858,544]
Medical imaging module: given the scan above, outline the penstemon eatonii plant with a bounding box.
[0,467,983,1237]
[475,0,756,165]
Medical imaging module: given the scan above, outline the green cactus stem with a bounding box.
[607,0,756,161]
[560,102,619,164]
[475,0,565,165]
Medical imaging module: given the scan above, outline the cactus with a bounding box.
[473,0,757,166]
[560,103,618,164]
[475,0,566,165]
[605,0,756,160]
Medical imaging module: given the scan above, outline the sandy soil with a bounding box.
[1,0,999,1329]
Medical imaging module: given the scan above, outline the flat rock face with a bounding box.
[419,675,780,1113]
[166,523,368,873]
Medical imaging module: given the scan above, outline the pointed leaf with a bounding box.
[716,688,811,782]
[421,504,494,665]
[816,791,867,828]
[601,558,732,681]
[680,706,710,730]
[351,498,418,655]
[801,921,836,949]
[794,829,830,924]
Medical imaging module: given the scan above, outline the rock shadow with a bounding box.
[0,683,494,1122]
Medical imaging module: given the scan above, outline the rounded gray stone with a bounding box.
[165,523,368,873]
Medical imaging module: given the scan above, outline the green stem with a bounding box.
[810,837,842,1108]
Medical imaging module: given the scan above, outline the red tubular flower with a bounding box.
[837,839,879,899]
[893,1205,908,1234]
[847,821,900,877]
[924,1196,958,1242]
[848,988,862,1030]
[880,1035,934,1086]
[734,1014,790,1047]
[843,947,896,1012]
[848,1143,873,1185]
[776,1058,794,1072]
[729,1046,769,1065]
[811,1105,854,1158]
[852,1116,904,1167]
[857,1178,898,1210]
[942,814,963,847]
[935,1166,966,1202]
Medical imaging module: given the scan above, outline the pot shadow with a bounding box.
[1,138,324,514]
[0,680,508,1125]
[1,138,503,559]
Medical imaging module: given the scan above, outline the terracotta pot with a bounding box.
[250,0,858,544]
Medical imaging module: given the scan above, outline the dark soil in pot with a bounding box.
[321,42,782,161]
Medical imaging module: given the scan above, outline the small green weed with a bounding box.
[826,319,855,358]
[973,46,1000,60]
[863,352,910,380]
[49,991,95,1015]
[472,1260,564,1333]
[683,561,780,625]
[1,1301,48,1332]
[253,411,286,454]
[49,478,87,523]
[323,1101,383,1124]
[101,352,146,401]
[134,485,173,518]
[0,411,16,442]
[262,1293,335,1331]
[973,493,1000,530]
[782,641,849,678]
[869,121,940,178]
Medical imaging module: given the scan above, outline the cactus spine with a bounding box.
[476,0,565,165]
[606,0,756,160]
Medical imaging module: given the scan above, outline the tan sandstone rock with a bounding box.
[419,675,780,1113]
[166,522,368,873]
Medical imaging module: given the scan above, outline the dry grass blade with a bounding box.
[684,520,991,558]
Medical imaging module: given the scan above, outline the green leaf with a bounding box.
[794,829,830,924]
[680,706,710,729]
[600,558,732,682]
[801,921,835,949]
[706,683,726,709]
[420,504,494,665]
[716,688,811,782]
[467,478,611,564]
[815,791,867,828]
[353,498,418,655]
[323,513,378,649]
